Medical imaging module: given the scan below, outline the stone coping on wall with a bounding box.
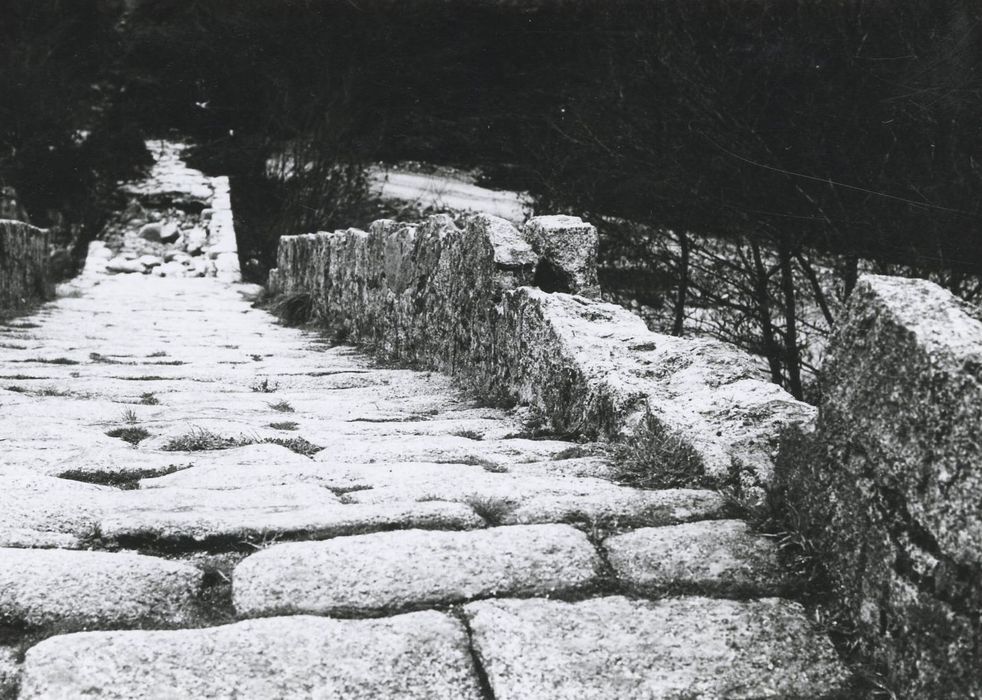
[268,213,814,500]
[0,219,51,312]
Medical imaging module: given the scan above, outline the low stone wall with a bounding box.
[0,219,50,312]
[268,213,813,500]
[795,275,982,698]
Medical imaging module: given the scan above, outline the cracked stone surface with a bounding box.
[0,548,202,630]
[234,524,601,616]
[464,596,851,699]
[19,613,483,700]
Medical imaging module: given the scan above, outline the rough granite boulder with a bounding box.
[807,274,982,698]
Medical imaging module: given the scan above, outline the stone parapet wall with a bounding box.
[269,213,813,499]
[804,275,982,698]
[0,219,51,311]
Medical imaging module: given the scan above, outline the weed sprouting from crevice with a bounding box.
[58,463,190,489]
[465,495,517,526]
[263,436,321,457]
[161,427,322,457]
[481,462,509,473]
[268,400,294,413]
[270,292,315,327]
[552,444,602,461]
[106,426,151,445]
[139,392,160,405]
[89,352,130,365]
[269,421,299,431]
[611,416,705,489]
[25,357,78,365]
[121,408,139,424]
[162,427,242,452]
[251,377,279,393]
[451,429,484,441]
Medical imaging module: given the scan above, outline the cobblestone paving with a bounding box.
[0,148,852,698]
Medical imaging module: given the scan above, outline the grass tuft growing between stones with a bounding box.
[162,427,241,452]
[263,436,321,457]
[465,495,517,526]
[552,444,601,460]
[269,421,299,431]
[250,377,279,393]
[162,427,322,457]
[268,292,315,327]
[106,426,151,445]
[611,416,705,489]
[268,400,294,413]
[27,356,78,365]
[139,392,160,405]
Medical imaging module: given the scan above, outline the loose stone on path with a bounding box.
[233,524,601,616]
[19,613,483,700]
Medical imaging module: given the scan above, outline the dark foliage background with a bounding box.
[2,0,980,395]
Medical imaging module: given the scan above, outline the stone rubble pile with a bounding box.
[85,140,239,281]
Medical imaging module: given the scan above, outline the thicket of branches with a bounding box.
[4,0,980,397]
[0,0,151,275]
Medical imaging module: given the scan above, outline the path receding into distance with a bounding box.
[0,144,851,699]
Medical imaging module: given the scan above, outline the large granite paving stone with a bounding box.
[0,468,110,538]
[310,434,584,465]
[58,443,311,482]
[19,612,483,699]
[604,519,788,596]
[234,524,600,616]
[463,596,852,699]
[101,498,482,543]
[0,548,202,630]
[329,462,726,526]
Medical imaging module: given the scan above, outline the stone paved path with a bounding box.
[0,148,852,699]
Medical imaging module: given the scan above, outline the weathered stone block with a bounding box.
[0,219,50,311]
[20,613,483,699]
[464,596,851,699]
[522,214,600,296]
[815,274,982,698]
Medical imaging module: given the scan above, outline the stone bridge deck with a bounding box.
[0,144,851,698]
[0,273,853,698]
